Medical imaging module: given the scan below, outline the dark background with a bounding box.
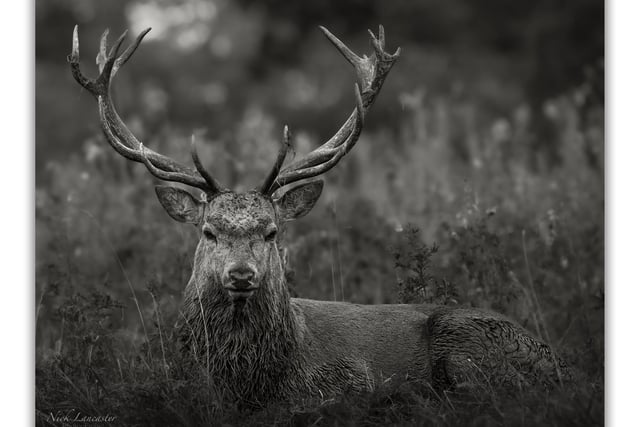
[36,0,604,422]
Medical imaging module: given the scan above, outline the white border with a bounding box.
[0,0,32,424]
[609,0,640,425]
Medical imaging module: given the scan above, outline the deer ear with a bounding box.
[275,180,324,221]
[155,186,204,224]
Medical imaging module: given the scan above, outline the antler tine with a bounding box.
[94,28,127,89]
[191,135,224,193]
[68,26,224,194]
[377,24,385,51]
[96,29,110,74]
[113,27,152,77]
[318,26,362,69]
[261,126,292,194]
[68,25,93,91]
[262,27,399,195]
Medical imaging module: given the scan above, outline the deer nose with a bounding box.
[228,266,255,288]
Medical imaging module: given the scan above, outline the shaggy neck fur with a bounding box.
[179,243,307,403]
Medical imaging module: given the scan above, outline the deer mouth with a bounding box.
[224,283,258,300]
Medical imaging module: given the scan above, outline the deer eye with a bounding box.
[203,228,217,243]
[265,229,277,242]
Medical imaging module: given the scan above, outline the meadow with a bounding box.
[36,1,603,425]
[36,86,603,425]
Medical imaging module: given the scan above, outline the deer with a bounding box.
[68,25,570,405]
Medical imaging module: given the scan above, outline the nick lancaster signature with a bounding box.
[48,409,117,424]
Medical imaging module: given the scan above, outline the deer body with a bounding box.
[69,25,568,405]
[182,294,435,401]
[182,273,563,402]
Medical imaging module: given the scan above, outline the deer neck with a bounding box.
[180,258,307,399]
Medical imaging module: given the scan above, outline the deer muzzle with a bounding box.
[223,263,259,300]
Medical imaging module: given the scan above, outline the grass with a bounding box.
[35,84,603,425]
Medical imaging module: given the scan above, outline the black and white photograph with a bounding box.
[32,1,607,425]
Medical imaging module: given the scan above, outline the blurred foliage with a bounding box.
[36,0,603,176]
[36,0,603,424]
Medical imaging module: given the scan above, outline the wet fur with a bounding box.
[180,231,307,403]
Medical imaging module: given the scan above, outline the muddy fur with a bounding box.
[423,307,573,390]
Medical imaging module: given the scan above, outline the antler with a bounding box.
[68,26,224,195]
[261,26,400,195]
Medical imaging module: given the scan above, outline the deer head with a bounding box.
[68,25,400,312]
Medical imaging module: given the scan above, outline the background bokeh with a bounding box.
[36,0,604,414]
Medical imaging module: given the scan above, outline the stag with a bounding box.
[68,25,569,404]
